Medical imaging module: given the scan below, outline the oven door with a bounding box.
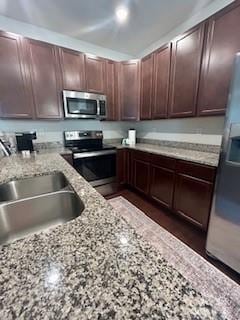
[73,150,116,186]
[63,91,98,119]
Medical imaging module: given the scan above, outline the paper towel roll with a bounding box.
[128,129,136,146]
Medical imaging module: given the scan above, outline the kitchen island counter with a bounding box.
[0,152,228,319]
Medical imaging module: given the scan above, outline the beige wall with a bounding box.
[131,116,225,145]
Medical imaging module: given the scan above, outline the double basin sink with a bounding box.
[0,172,84,245]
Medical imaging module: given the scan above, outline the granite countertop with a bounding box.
[37,147,72,155]
[0,152,226,319]
[114,143,220,167]
[35,141,220,167]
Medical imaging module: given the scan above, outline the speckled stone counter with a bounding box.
[0,153,226,319]
[114,143,220,167]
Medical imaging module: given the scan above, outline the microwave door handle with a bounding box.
[99,100,107,119]
[96,100,100,118]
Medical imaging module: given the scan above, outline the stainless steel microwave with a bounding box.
[63,90,107,119]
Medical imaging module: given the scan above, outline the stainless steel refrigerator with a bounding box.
[206,53,240,273]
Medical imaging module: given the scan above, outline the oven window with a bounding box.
[67,98,97,115]
[74,154,116,184]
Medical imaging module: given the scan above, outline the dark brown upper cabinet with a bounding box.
[0,31,34,119]
[140,53,154,120]
[169,23,205,118]
[59,47,86,91]
[106,59,118,120]
[152,44,172,119]
[85,55,106,93]
[26,39,63,119]
[1,0,239,123]
[119,60,140,121]
[197,1,240,116]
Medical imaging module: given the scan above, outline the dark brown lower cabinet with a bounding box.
[117,149,127,186]
[133,159,150,195]
[116,148,133,188]
[149,154,176,208]
[150,165,175,209]
[117,149,216,231]
[131,150,151,195]
[173,173,213,230]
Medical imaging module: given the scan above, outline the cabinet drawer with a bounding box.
[176,160,216,182]
[132,150,151,162]
[151,154,176,169]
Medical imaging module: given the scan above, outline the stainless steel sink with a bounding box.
[0,173,84,245]
[0,172,69,202]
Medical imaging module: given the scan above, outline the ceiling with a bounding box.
[0,0,215,56]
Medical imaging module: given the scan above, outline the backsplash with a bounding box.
[0,119,132,145]
[131,116,225,146]
[34,138,122,150]
[136,133,222,146]
[137,138,220,153]
[0,116,224,152]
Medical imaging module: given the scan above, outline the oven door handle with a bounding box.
[73,150,116,159]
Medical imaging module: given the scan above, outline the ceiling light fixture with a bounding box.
[115,6,129,23]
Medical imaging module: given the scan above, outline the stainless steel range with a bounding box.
[64,131,116,188]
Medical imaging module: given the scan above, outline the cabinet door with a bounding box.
[127,149,134,186]
[140,53,154,120]
[106,60,118,120]
[173,173,213,230]
[59,48,86,91]
[117,149,127,186]
[152,44,171,119]
[150,165,175,209]
[85,55,106,93]
[169,23,205,118]
[133,159,150,195]
[27,39,62,119]
[198,2,240,116]
[119,60,140,121]
[0,31,33,118]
